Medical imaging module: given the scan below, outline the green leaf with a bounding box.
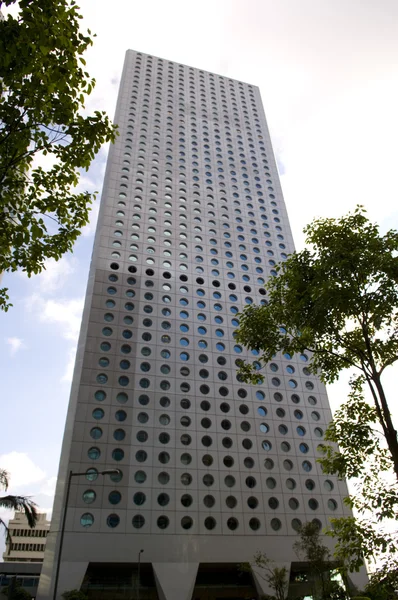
[0,0,117,309]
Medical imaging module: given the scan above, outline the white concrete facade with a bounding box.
[37,50,365,600]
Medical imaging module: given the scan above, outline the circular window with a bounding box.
[292,518,302,532]
[202,455,213,467]
[157,516,169,530]
[249,518,260,531]
[106,514,120,528]
[181,516,193,530]
[90,427,102,440]
[88,447,100,460]
[159,432,170,444]
[158,472,170,485]
[133,492,146,506]
[264,458,275,470]
[113,429,126,442]
[157,493,170,507]
[134,470,146,483]
[109,491,121,505]
[328,499,338,511]
[181,473,192,486]
[86,468,98,481]
[181,494,193,507]
[80,513,94,528]
[135,450,147,463]
[246,476,256,489]
[203,474,214,487]
[82,490,96,504]
[204,517,216,530]
[270,518,281,531]
[132,515,145,529]
[227,517,238,531]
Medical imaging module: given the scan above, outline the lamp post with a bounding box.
[52,468,121,600]
[137,549,144,600]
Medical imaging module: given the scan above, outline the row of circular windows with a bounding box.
[81,487,338,513]
[89,409,322,439]
[80,511,322,532]
[94,389,319,409]
[105,273,280,295]
[95,373,316,397]
[96,355,313,381]
[89,435,322,460]
[127,117,261,133]
[133,55,255,85]
[127,120,262,136]
[86,447,327,486]
[129,107,258,125]
[130,80,258,103]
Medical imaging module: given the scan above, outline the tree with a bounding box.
[2,579,33,600]
[235,206,398,576]
[235,206,398,480]
[61,590,89,600]
[240,552,289,600]
[0,468,38,536]
[293,522,347,600]
[0,0,117,311]
[364,557,398,600]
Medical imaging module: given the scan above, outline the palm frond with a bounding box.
[0,495,38,528]
[0,517,11,544]
[0,469,9,491]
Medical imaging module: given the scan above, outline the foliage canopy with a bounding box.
[0,0,117,310]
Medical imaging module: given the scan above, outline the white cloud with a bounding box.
[0,452,46,491]
[41,298,84,341]
[39,477,57,497]
[62,346,77,383]
[81,200,100,238]
[36,256,76,294]
[6,337,26,356]
[26,295,84,342]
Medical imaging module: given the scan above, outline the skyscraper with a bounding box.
[37,50,365,600]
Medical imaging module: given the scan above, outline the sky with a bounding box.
[1,0,398,559]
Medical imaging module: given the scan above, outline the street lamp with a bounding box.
[137,549,144,600]
[52,468,121,600]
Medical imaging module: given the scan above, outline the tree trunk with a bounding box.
[373,373,398,482]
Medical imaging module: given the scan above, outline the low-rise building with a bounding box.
[3,512,50,563]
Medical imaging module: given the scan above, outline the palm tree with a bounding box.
[0,468,38,537]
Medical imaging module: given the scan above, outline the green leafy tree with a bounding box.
[364,557,398,600]
[235,206,398,575]
[240,552,289,600]
[0,0,117,311]
[61,590,89,600]
[293,522,347,600]
[1,579,33,600]
[0,468,38,536]
[235,206,398,480]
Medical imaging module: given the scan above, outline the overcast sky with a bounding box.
[1,0,398,558]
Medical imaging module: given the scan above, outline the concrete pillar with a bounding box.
[152,562,199,600]
[251,562,291,599]
[56,561,89,599]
